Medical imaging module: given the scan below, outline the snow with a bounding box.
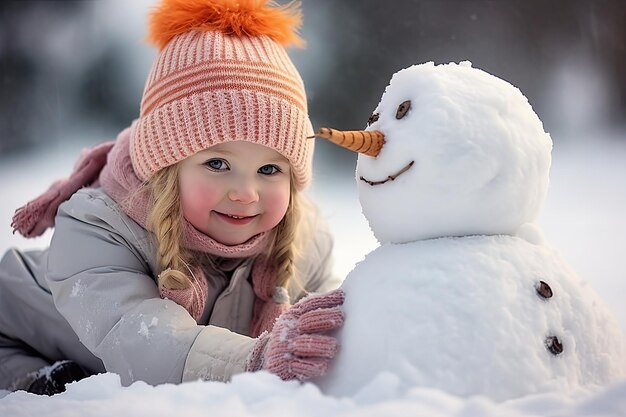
[1,371,626,416]
[71,279,85,297]
[315,235,624,399]
[138,317,159,340]
[1,69,626,416]
[314,62,625,400]
[357,61,552,244]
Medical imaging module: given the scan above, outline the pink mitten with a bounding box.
[11,141,115,238]
[246,288,345,381]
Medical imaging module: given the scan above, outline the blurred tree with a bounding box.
[299,0,626,135]
[0,0,624,161]
[0,1,86,154]
[0,1,143,155]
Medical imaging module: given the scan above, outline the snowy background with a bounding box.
[1,0,626,415]
[1,125,625,417]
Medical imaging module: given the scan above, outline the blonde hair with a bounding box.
[146,163,191,290]
[264,179,300,289]
[146,164,309,293]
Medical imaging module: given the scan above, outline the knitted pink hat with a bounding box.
[131,0,314,189]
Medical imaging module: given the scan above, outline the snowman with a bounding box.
[313,61,626,400]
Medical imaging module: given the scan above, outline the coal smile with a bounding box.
[359,161,415,186]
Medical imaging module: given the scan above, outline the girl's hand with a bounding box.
[246,288,345,381]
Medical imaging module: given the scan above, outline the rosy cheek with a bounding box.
[261,186,290,229]
[180,177,221,224]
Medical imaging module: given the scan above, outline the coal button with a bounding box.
[546,336,564,355]
[535,281,553,299]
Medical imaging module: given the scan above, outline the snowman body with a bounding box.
[314,62,626,399]
[316,235,625,399]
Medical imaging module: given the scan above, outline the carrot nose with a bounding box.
[310,127,385,157]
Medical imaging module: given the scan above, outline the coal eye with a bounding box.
[396,100,411,119]
[367,112,379,126]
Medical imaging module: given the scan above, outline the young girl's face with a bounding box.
[178,141,291,246]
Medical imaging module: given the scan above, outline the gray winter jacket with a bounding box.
[0,187,340,387]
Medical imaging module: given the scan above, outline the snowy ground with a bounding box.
[1,131,625,415]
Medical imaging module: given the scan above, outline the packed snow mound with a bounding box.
[357,61,552,244]
[313,62,626,400]
[315,235,626,400]
[2,371,626,417]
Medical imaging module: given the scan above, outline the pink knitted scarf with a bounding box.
[12,125,290,337]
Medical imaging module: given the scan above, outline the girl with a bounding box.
[0,0,344,395]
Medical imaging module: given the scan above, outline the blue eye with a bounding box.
[205,159,228,171]
[258,164,280,175]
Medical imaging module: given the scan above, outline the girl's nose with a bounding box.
[227,180,259,204]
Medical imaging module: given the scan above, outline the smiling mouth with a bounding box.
[214,211,258,225]
[359,161,415,186]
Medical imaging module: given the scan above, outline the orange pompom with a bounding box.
[147,0,304,50]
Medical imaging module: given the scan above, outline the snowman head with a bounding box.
[320,62,553,244]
